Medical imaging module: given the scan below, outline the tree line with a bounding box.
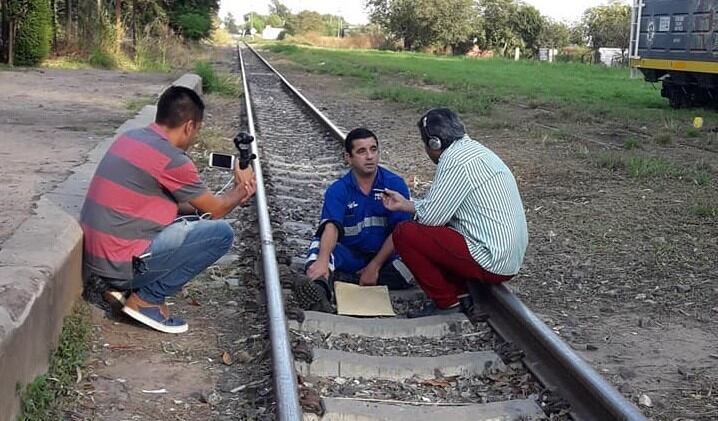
[366,0,631,58]
[222,0,346,39]
[0,0,219,66]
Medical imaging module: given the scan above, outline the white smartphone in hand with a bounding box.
[209,153,235,170]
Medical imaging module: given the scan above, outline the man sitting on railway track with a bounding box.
[381,108,528,319]
[80,86,256,334]
[295,128,415,313]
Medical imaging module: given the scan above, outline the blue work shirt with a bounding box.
[318,166,411,255]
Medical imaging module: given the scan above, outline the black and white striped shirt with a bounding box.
[414,136,528,275]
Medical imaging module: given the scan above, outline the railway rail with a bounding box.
[236,43,647,421]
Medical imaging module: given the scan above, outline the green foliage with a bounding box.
[268,43,675,121]
[285,11,326,35]
[174,10,212,40]
[537,19,570,49]
[193,61,240,97]
[88,47,118,68]
[623,137,640,150]
[654,133,672,145]
[14,0,52,66]
[582,2,631,52]
[244,12,266,34]
[367,0,477,51]
[19,304,91,420]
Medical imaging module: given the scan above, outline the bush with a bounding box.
[173,10,212,40]
[193,61,240,97]
[14,0,53,66]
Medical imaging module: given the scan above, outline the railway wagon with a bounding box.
[630,0,718,108]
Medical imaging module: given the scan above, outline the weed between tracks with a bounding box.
[194,61,242,97]
[18,303,91,421]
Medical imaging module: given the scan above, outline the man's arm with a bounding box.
[178,202,197,216]
[359,234,395,286]
[306,223,339,281]
[189,166,256,219]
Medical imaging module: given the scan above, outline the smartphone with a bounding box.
[209,153,235,170]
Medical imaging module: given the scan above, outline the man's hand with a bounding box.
[234,165,255,190]
[358,263,380,287]
[234,166,257,205]
[381,189,415,213]
[306,258,330,281]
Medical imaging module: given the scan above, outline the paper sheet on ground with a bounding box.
[334,281,396,317]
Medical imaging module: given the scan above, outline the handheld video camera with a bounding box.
[208,131,257,170]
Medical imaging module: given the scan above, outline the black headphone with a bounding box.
[422,116,443,150]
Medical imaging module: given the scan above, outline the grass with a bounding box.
[692,204,718,218]
[193,61,241,97]
[624,137,641,150]
[686,128,701,138]
[124,95,155,113]
[19,303,91,420]
[594,152,712,185]
[654,133,672,145]
[265,43,714,124]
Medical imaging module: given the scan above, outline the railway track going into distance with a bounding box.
[237,43,647,421]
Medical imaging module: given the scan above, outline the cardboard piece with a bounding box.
[334,281,396,317]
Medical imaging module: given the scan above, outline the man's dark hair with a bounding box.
[344,128,378,154]
[155,86,205,129]
[417,108,466,150]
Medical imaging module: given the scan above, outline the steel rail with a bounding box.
[237,45,302,420]
[242,44,647,421]
[245,43,346,141]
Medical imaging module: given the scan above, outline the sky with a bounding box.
[219,1,631,25]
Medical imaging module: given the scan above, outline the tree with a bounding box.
[14,0,52,65]
[480,0,520,56]
[223,12,238,33]
[244,12,265,34]
[267,13,283,28]
[284,10,324,35]
[582,1,631,56]
[269,0,290,22]
[511,3,544,54]
[367,0,476,51]
[537,18,569,49]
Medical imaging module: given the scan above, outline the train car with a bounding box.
[629,0,718,108]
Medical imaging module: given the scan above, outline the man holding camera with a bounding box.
[381,108,528,318]
[295,128,415,313]
[80,86,256,334]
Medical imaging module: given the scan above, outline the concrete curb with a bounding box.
[0,73,202,420]
[297,349,505,381]
[305,398,546,421]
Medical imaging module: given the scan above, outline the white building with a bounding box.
[262,26,284,40]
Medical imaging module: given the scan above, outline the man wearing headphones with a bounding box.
[381,108,528,318]
[295,128,415,313]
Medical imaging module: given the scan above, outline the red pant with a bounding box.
[393,222,513,308]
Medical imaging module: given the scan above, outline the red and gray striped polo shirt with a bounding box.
[80,123,208,279]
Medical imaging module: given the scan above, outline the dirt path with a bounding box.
[261,50,718,420]
[0,67,172,246]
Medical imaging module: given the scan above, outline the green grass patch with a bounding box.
[370,85,496,114]
[624,137,641,150]
[686,127,701,138]
[124,95,155,114]
[654,133,672,145]
[194,61,241,97]
[19,303,91,420]
[266,43,707,124]
[625,156,678,177]
[692,204,718,218]
[594,152,711,185]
